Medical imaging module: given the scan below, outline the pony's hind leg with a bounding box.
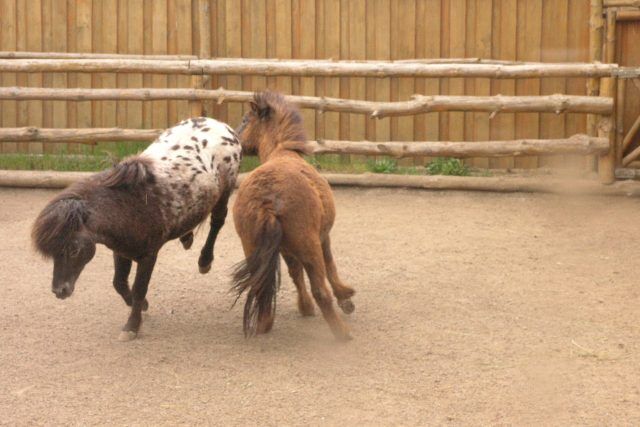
[179,231,194,249]
[282,254,315,317]
[198,190,231,274]
[119,253,157,342]
[321,237,355,314]
[112,254,149,312]
[302,244,352,341]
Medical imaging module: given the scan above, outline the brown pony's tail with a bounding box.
[231,216,282,337]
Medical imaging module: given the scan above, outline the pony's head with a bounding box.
[32,196,96,299]
[236,91,311,161]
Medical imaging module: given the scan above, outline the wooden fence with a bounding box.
[0,54,618,183]
[0,0,596,170]
[1,0,639,182]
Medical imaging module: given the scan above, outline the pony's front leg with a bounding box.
[118,253,157,342]
[112,254,150,311]
[198,190,230,274]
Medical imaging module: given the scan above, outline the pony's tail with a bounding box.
[231,216,282,337]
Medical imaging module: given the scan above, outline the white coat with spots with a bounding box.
[141,117,241,240]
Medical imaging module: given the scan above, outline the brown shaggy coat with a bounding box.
[232,91,355,340]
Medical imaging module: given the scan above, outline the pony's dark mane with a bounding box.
[101,156,155,188]
[32,191,88,258]
[32,156,156,258]
[253,91,313,156]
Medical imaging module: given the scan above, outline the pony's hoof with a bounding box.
[118,330,138,342]
[199,263,212,274]
[180,234,194,250]
[338,298,355,315]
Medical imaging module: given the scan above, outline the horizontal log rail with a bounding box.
[0,57,621,78]
[311,135,610,157]
[0,51,198,60]
[2,169,640,196]
[0,52,531,65]
[604,0,640,7]
[0,127,610,158]
[0,87,614,116]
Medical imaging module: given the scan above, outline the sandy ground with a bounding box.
[0,187,639,426]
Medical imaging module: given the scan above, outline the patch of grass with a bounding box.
[366,158,398,174]
[0,147,490,179]
[426,157,469,176]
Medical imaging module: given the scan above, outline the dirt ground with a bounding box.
[1,187,639,426]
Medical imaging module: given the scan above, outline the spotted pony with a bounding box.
[32,117,241,341]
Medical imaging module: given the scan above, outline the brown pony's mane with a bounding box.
[253,91,312,156]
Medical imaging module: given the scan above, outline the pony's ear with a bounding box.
[250,101,259,113]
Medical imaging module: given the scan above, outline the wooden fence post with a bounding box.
[589,0,604,173]
[599,8,617,184]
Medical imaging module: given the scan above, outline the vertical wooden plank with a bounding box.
[416,0,441,165]
[213,0,227,123]
[372,0,390,144]
[0,0,18,153]
[101,0,117,128]
[51,0,68,130]
[391,0,415,167]
[463,0,476,166]
[471,0,492,169]
[76,0,92,147]
[338,0,350,147]
[175,0,192,122]
[539,0,568,167]
[42,0,53,150]
[152,0,168,128]
[192,0,212,116]
[448,0,465,149]
[292,0,316,139]
[273,0,292,95]
[566,0,590,169]
[490,0,516,170]
[225,0,243,126]
[514,0,542,169]
[142,0,152,128]
[92,0,103,131]
[321,0,340,144]
[167,0,178,125]
[439,0,450,142]
[116,0,128,128]
[127,0,144,130]
[16,0,29,153]
[26,0,43,154]
[315,0,325,141]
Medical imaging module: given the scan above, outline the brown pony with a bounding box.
[232,91,355,341]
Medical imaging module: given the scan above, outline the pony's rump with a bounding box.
[231,216,282,336]
[102,156,155,188]
[32,196,87,258]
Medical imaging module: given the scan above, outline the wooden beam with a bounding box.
[0,51,197,60]
[310,135,610,158]
[0,87,614,116]
[588,0,604,145]
[4,169,640,196]
[0,128,609,157]
[0,57,621,78]
[603,0,640,7]
[615,10,640,21]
